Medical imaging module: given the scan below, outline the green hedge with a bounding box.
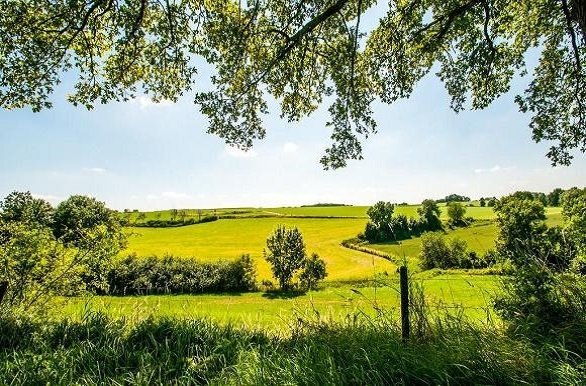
[107,254,256,295]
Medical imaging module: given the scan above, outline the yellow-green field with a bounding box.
[123,205,562,281]
[65,274,499,329]
[367,208,562,260]
[265,204,499,220]
[100,204,563,327]
[125,217,393,282]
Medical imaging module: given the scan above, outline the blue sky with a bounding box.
[1,9,585,210]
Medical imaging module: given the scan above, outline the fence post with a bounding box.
[0,281,8,306]
[399,266,410,342]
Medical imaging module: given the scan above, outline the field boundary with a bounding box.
[341,238,399,264]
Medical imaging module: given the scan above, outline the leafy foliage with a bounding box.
[0,192,128,310]
[417,199,442,231]
[264,225,307,290]
[0,191,53,228]
[299,253,327,290]
[1,1,585,167]
[446,202,467,227]
[108,254,257,295]
[494,257,586,352]
[494,194,548,260]
[419,232,493,270]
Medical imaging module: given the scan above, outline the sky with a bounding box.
[1,8,585,211]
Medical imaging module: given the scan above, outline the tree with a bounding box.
[364,201,395,240]
[417,199,442,231]
[1,1,585,168]
[479,197,486,207]
[437,194,471,203]
[170,209,178,221]
[493,195,547,261]
[264,225,307,290]
[52,195,127,291]
[299,253,328,290]
[53,195,125,246]
[487,197,497,207]
[447,202,467,226]
[547,188,565,207]
[0,191,53,228]
[561,187,586,257]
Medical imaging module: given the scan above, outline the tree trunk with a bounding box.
[0,282,8,305]
[571,0,586,41]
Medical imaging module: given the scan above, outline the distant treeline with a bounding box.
[436,194,471,203]
[478,189,566,207]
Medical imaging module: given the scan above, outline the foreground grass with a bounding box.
[1,308,582,385]
[62,275,499,329]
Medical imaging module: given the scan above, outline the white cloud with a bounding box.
[282,142,299,153]
[146,194,159,200]
[474,165,502,174]
[83,167,106,173]
[224,145,257,158]
[161,191,191,199]
[131,96,174,109]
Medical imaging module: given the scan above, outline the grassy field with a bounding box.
[266,204,499,219]
[123,206,563,280]
[125,217,395,282]
[367,208,563,263]
[109,204,564,328]
[64,274,499,329]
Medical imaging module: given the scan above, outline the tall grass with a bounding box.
[1,300,583,385]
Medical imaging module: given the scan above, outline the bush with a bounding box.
[299,253,327,290]
[494,259,586,354]
[107,254,257,295]
[419,233,494,270]
[446,202,467,227]
[419,232,451,270]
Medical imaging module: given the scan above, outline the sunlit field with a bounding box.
[64,274,499,329]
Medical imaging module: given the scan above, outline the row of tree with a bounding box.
[360,199,471,243]
[479,188,567,208]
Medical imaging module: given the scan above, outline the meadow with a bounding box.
[123,205,563,280]
[64,274,499,329]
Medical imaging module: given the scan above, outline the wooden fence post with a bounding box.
[0,281,8,306]
[399,266,410,342]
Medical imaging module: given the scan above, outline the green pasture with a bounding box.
[125,217,396,282]
[261,204,499,220]
[64,274,499,329]
[123,206,563,281]
[368,210,562,262]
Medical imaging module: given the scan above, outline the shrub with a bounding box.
[419,232,451,270]
[446,202,467,227]
[419,233,494,270]
[299,253,327,290]
[494,259,586,353]
[107,254,257,295]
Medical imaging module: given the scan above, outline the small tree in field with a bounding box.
[300,253,327,290]
[264,225,306,290]
[447,202,467,227]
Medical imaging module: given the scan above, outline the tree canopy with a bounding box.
[1,0,585,168]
